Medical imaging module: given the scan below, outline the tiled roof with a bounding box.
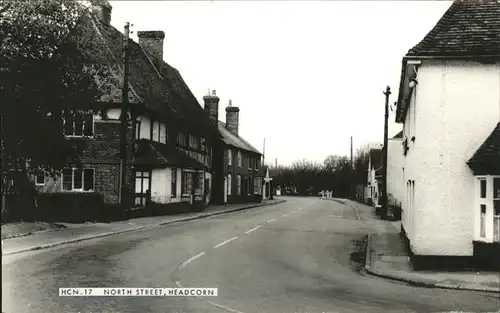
[467,122,500,175]
[407,0,500,57]
[218,121,261,155]
[76,14,215,132]
[369,148,383,171]
[134,139,206,170]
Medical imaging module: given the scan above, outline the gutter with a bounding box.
[403,54,500,61]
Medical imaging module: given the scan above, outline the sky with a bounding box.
[108,0,452,166]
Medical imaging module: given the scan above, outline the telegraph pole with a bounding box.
[119,22,131,205]
[381,86,391,220]
[262,138,266,166]
[350,136,354,200]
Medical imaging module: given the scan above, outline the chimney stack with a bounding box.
[225,101,240,136]
[91,0,112,25]
[203,90,220,125]
[137,31,165,61]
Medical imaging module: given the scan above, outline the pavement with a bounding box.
[365,223,500,294]
[1,199,285,256]
[325,197,500,293]
[3,196,498,313]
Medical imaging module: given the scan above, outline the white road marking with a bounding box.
[282,213,288,217]
[208,301,246,313]
[291,211,296,214]
[214,236,239,248]
[267,218,277,223]
[178,252,205,269]
[245,225,261,234]
[299,207,303,210]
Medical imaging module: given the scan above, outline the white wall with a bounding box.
[404,60,500,256]
[151,168,169,203]
[387,138,404,208]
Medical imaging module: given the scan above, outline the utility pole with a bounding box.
[350,136,354,200]
[262,138,266,167]
[381,86,391,220]
[119,22,131,205]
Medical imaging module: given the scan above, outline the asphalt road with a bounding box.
[2,197,499,313]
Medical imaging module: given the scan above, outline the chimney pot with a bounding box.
[137,30,165,61]
[203,91,220,125]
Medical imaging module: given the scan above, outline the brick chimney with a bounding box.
[91,0,112,25]
[137,31,165,61]
[225,100,240,136]
[203,90,220,125]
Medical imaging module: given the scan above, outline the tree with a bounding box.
[1,0,107,213]
[1,0,106,174]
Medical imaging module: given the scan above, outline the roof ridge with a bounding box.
[89,17,142,102]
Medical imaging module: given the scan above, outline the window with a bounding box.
[134,171,150,206]
[63,111,93,137]
[188,134,198,149]
[62,168,94,191]
[236,175,241,195]
[195,172,204,195]
[200,137,206,151]
[171,168,177,198]
[208,147,212,167]
[237,151,242,167]
[480,204,486,238]
[35,172,45,185]
[160,123,167,143]
[480,179,487,198]
[152,121,160,142]
[227,149,232,165]
[254,177,262,194]
[227,174,232,196]
[249,157,253,170]
[177,132,187,146]
[256,157,261,170]
[246,177,251,195]
[494,178,500,242]
[181,171,193,195]
[135,119,141,139]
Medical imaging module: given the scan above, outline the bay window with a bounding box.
[475,176,500,242]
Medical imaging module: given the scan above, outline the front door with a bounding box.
[134,170,151,206]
